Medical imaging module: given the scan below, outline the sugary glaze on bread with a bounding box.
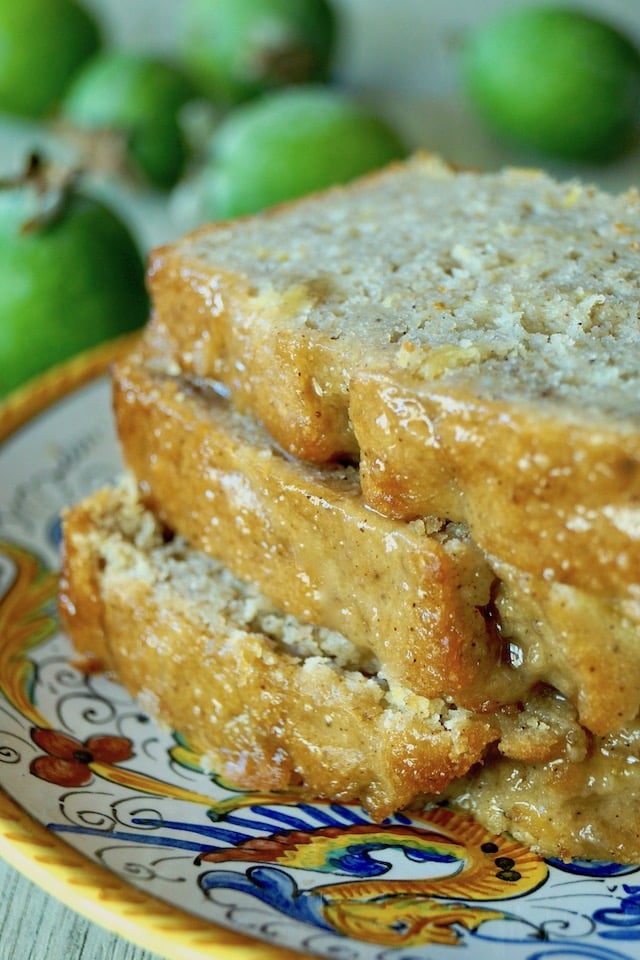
[57,153,640,862]
[58,480,496,818]
[113,348,513,710]
[113,351,640,736]
[147,151,640,450]
[145,152,640,597]
[353,371,640,599]
[446,719,640,863]
[59,480,640,860]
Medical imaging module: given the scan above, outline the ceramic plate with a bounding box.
[2,341,640,960]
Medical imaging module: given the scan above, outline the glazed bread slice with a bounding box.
[353,371,640,599]
[113,349,640,736]
[113,347,509,710]
[146,152,640,597]
[446,716,640,863]
[59,479,640,861]
[58,479,496,819]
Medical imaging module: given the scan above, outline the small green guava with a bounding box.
[201,85,407,219]
[0,156,148,398]
[462,6,640,162]
[62,52,197,190]
[180,0,337,104]
[0,0,102,118]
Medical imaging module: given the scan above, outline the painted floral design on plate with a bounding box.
[2,372,640,960]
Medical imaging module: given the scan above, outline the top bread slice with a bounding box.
[146,152,640,597]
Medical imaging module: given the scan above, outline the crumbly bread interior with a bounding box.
[59,479,496,818]
[59,478,640,861]
[148,152,640,452]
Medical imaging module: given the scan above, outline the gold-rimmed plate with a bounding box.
[1,340,640,960]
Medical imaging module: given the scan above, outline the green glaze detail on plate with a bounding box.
[1,345,640,960]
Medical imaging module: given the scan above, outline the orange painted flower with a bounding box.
[30,727,133,787]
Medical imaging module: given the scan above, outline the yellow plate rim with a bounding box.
[0,339,315,960]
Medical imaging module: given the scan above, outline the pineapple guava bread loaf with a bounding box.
[59,153,640,862]
[147,151,640,598]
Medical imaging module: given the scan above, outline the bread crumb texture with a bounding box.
[60,479,640,859]
[161,153,640,420]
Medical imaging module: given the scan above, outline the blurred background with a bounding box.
[2,0,640,394]
[66,0,640,178]
[3,0,640,246]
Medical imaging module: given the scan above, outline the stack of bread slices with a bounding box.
[60,152,640,863]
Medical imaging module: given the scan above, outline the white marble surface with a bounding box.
[2,2,640,958]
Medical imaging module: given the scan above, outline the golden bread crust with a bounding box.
[57,154,640,862]
[59,483,495,819]
[353,371,640,599]
[113,349,511,708]
[111,350,640,735]
[447,721,640,863]
[145,153,640,598]
[59,481,640,860]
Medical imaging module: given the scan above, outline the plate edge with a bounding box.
[0,338,319,960]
